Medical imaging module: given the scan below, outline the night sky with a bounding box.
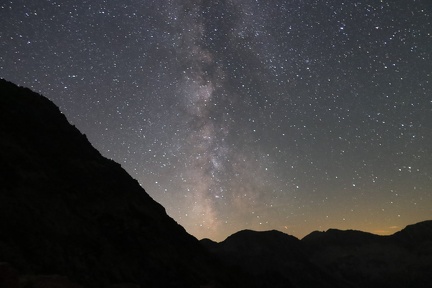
[1,0,431,241]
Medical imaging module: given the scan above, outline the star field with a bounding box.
[1,0,431,241]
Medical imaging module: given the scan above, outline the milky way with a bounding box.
[1,0,431,241]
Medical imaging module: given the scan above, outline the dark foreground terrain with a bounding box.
[1,79,431,287]
[202,221,432,288]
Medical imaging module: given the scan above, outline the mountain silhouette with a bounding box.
[201,229,345,288]
[1,79,431,288]
[302,221,432,288]
[0,79,247,287]
[203,221,432,288]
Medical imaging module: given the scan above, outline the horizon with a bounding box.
[200,223,407,242]
[2,75,426,242]
[1,1,431,242]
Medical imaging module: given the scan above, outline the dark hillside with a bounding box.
[0,79,242,288]
[201,229,346,288]
[301,221,432,288]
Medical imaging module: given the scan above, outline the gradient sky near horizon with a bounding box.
[1,0,431,241]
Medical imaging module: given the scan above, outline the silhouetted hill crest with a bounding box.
[201,229,345,288]
[0,79,246,288]
[392,220,432,246]
[302,228,383,252]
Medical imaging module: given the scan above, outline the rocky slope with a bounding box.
[0,79,244,288]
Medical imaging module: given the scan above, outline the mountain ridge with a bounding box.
[0,78,246,287]
[202,220,432,288]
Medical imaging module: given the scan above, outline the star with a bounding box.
[1,0,431,241]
